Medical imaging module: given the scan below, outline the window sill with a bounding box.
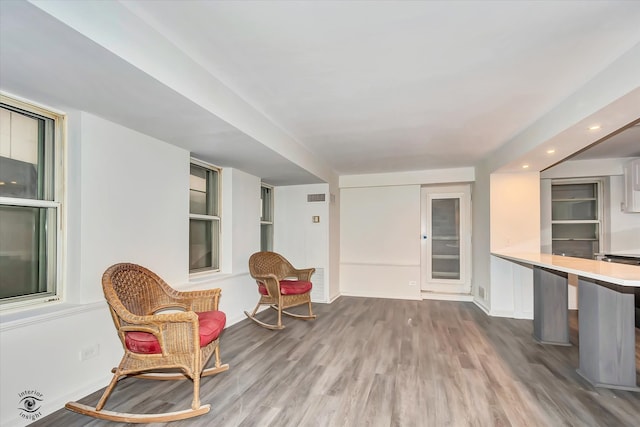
[0,300,106,332]
[187,271,250,288]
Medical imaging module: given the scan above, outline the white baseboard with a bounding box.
[339,291,421,301]
[473,299,490,315]
[489,309,517,318]
[421,292,473,302]
[328,294,341,303]
[488,309,533,320]
[513,311,534,320]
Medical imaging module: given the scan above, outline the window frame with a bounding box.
[260,183,274,252]
[0,94,65,311]
[189,158,221,274]
[550,178,605,259]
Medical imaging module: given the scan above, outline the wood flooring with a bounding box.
[33,297,640,426]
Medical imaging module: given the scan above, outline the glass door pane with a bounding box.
[0,205,53,299]
[552,200,597,220]
[189,219,219,271]
[552,223,599,240]
[551,183,596,199]
[431,198,460,280]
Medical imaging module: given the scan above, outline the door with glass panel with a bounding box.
[421,185,471,294]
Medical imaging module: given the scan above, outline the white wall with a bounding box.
[339,168,475,301]
[0,113,261,426]
[488,172,540,318]
[340,185,422,300]
[471,162,491,311]
[328,182,341,301]
[490,172,541,253]
[206,167,264,326]
[274,184,331,302]
[340,167,475,188]
[79,113,190,297]
[0,303,121,426]
[220,168,261,273]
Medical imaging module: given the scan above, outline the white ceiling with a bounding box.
[571,121,640,161]
[1,1,640,184]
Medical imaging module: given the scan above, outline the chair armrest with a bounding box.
[291,267,315,282]
[251,273,281,297]
[251,272,279,281]
[167,288,223,312]
[117,310,201,355]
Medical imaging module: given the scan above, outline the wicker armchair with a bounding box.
[65,263,229,423]
[245,251,317,330]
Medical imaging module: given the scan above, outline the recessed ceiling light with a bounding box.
[588,124,601,131]
[522,164,530,169]
[546,149,556,154]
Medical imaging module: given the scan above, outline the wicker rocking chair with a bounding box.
[245,251,317,330]
[65,263,229,423]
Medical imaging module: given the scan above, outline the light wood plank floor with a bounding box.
[33,297,640,426]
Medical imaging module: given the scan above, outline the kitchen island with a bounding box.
[492,252,640,391]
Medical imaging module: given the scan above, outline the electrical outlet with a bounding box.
[80,344,100,361]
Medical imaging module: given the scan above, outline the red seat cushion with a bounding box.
[258,280,312,296]
[125,310,226,354]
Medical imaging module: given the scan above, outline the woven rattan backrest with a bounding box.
[248,252,296,280]
[102,263,175,316]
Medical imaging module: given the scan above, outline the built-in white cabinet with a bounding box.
[623,158,640,213]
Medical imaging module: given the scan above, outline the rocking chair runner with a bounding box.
[65,263,229,423]
[245,251,317,329]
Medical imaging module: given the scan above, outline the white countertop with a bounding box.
[492,252,640,287]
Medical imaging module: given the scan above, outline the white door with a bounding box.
[421,185,471,294]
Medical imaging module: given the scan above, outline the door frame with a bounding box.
[420,184,472,294]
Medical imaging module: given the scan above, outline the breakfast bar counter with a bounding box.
[492,251,640,391]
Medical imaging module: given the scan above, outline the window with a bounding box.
[189,159,220,273]
[260,184,273,251]
[0,95,63,308]
[551,180,603,259]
